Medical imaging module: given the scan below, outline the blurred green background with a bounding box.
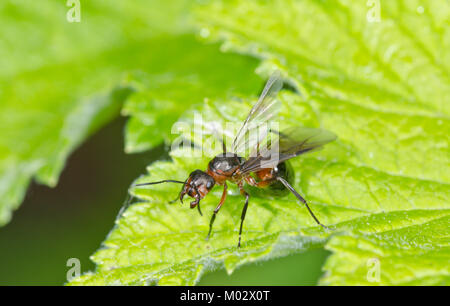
[0,117,328,285]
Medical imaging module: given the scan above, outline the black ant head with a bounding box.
[180,170,215,208]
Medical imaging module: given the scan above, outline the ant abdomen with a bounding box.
[246,161,295,198]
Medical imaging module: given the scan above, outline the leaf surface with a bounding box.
[69,0,450,285]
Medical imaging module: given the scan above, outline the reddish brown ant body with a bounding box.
[136,72,336,247]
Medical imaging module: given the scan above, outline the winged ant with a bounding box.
[134,71,336,247]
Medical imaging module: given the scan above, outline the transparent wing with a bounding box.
[231,71,283,157]
[240,126,337,174]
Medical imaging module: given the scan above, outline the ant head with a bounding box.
[180,170,215,208]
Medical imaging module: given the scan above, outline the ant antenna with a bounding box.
[115,180,186,220]
[135,180,186,186]
[115,190,135,222]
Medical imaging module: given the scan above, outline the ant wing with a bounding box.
[240,126,337,175]
[231,71,283,157]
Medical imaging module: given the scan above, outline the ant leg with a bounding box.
[192,198,203,216]
[168,196,180,204]
[245,175,272,188]
[276,176,330,230]
[192,185,203,216]
[222,138,227,154]
[206,183,228,241]
[238,186,250,248]
[197,202,203,216]
[244,175,257,186]
[211,127,226,153]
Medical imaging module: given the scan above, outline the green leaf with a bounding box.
[69,0,450,285]
[0,0,199,225]
[70,92,449,285]
[317,210,450,285]
[195,0,450,117]
[192,0,450,285]
[121,36,261,153]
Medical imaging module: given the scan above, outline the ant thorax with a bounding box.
[206,153,245,184]
[209,153,245,172]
